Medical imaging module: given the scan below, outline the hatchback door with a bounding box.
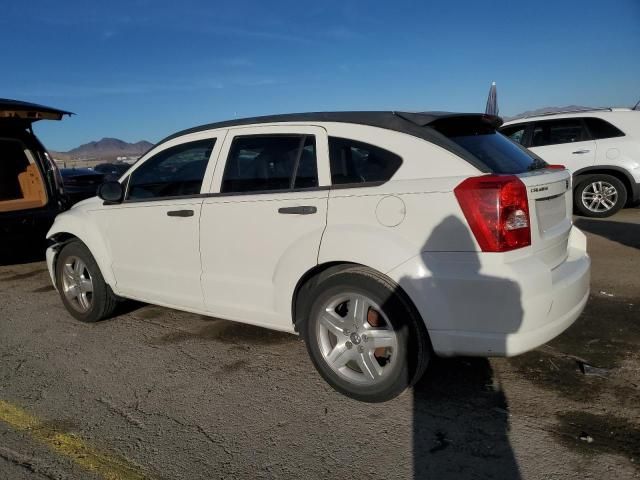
[528,118,596,172]
[200,125,330,330]
[516,169,573,268]
[92,135,223,310]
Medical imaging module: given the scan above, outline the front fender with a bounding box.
[46,209,116,288]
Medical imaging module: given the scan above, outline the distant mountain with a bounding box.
[51,138,153,162]
[504,105,595,121]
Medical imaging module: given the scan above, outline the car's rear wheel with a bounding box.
[55,240,118,322]
[574,174,627,218]
[301,266,430,402]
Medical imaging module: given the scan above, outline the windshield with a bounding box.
[449,132,544,174]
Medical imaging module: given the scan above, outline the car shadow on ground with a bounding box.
[398,215,523,479]
[413,358,520,478]
[574,217,640,250]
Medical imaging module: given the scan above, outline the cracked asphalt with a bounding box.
[1,209,639,479]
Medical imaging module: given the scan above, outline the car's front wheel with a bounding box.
[574,174,627,218]
[55,240,118,322]
[301,266,430,402]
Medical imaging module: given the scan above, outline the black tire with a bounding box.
[573,174,627,218]
[300,266,431,402]
[55,240,118,322]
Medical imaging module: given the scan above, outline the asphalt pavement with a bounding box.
[0,209,638,479]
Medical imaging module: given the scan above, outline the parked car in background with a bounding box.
[46,111,590,402]
[93,162,130,181]
[500,108,640,217]
[0,99,70,249]
[60,167,105,204]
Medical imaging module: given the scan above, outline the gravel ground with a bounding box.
[0,209,638,480]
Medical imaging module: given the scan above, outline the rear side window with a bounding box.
[584,117,625,139]
[329,137,402,185]
[500,124,527,145]
[221,135,317,193]
[531,119,587,147]
[127,139,214,200]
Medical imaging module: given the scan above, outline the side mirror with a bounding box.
[98,181,124,204]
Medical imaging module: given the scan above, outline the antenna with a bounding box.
[633,99,640,111]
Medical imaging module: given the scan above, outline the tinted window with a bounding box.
[127,139,214,200]
[221,135,317,193]
[448,133,541,174]
[499,125,527,145]
[531,119,587,147]
[584,117,625,139]
[329,137,402,185]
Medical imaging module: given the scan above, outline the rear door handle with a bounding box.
[572,149,590,154]
[167,209,194,217]
[278,206,317,215]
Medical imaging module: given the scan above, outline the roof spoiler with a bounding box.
[396,111,503,129]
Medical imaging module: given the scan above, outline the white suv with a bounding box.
[500,108,640,217]
[46,112,590,402]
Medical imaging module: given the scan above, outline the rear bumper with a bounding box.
[388,226,590,357]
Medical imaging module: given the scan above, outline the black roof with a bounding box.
[159,111,502,173]
[162,111,500,141]
[0,98,73,123]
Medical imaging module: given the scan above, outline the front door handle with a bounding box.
[278,206,317,215]
[167,209,194,217]
[572,149,591,154]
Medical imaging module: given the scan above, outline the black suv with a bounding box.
[1,99,71,251]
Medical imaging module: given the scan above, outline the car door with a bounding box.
[93,134,225,310]
[528,118,596,173]
[200,125,330,330]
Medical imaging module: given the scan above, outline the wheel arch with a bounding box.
[291,261,425,335]
[47,217,116,288]
[573,166,638,204]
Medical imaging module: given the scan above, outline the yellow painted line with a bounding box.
[0,400,149,480]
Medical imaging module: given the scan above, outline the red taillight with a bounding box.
[454,175,531,252]
[546,164,566,170]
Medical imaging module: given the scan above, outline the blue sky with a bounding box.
[2,0,639,151]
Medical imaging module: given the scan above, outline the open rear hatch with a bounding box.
[0,98,72,123]
[1,99,72,213]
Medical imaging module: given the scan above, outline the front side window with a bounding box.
[499,125,527,145]
[127,139,215,200]
[531,119,587,147]
[584,117,625,139]
[221,135,317,193]
[329,137,402,185]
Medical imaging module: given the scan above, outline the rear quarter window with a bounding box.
[584,117,625,139]
[329,137,402,185]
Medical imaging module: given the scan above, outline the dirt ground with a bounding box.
[0,209,638,480]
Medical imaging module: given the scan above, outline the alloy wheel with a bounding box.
[316,292,398,386]
[61,256,94,313]
[581,181,618,213]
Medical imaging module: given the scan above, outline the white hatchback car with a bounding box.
[500,108,640,217]
[46,112,590,402]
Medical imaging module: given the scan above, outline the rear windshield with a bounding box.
[449,133,542,173]
[430,117,544,173]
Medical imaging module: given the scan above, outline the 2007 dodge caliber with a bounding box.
[46,111,590,402]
